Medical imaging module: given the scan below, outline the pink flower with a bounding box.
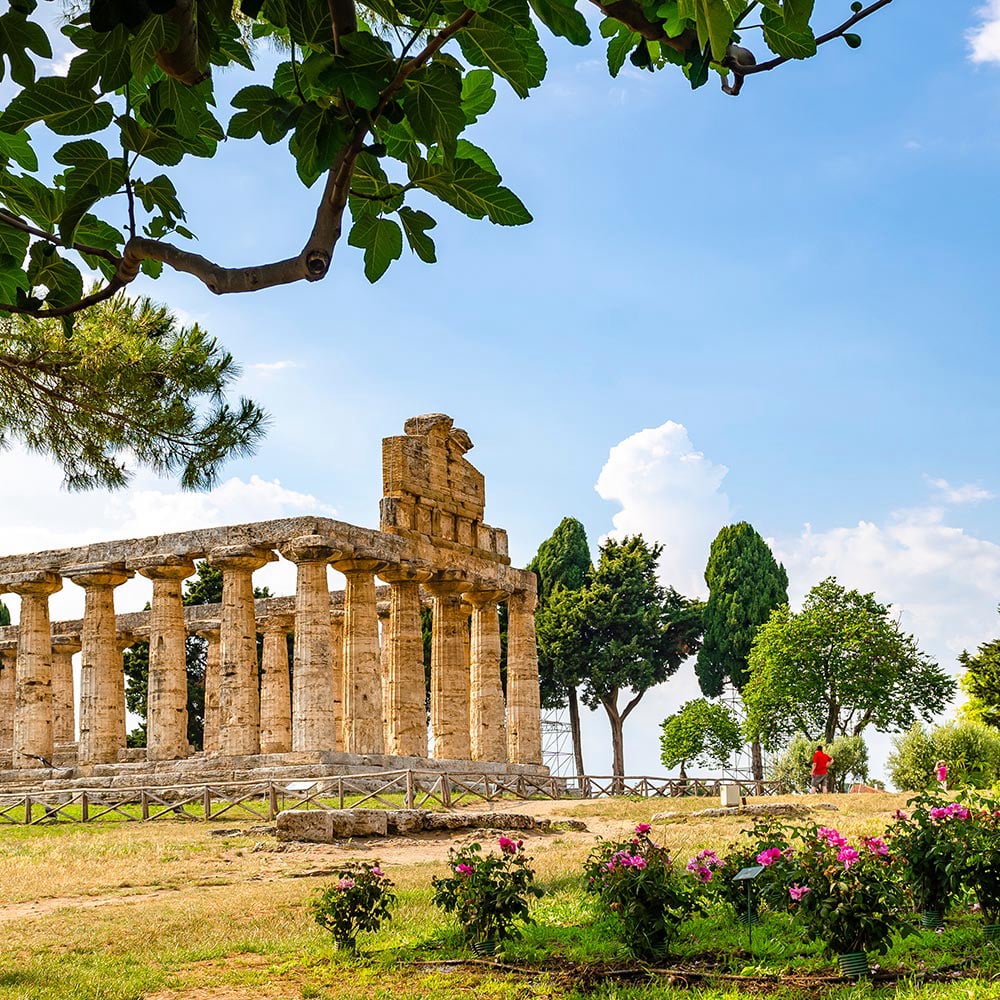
[894,809,908,821]
[635,823,651,835]
[837,846,860,869]
[863,837,888,856]
[817,826,847,848]
[789,884,811,901]
[498,836,517,854]
[336,878,356,891]
[757,847,783,867]
[371,866,384,876]
[455,863,473,876]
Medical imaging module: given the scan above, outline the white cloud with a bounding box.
[595,420,730,597]
[249,360,302,376]
[0,448,336,622]
[925,476,994,505]
[968,0,1000,63]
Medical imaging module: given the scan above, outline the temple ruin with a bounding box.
[0,414,543,785]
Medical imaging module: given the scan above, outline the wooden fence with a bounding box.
[0,770,787,826]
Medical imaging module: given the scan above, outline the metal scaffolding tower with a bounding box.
[541,710,575,777]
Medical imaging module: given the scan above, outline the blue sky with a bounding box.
[4,1,1000,782]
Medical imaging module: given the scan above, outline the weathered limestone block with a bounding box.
[281,536,338,752]
[506,590,542,766]
[380,563,431,758]
[331,555,385,755]
[67,565,133,766]
[464,589,507,763]
[50,636,80,744]
[3,571,63,768]
[0,646,16,751]
[385,809,428,834]
[209,546,277,756]
[137,559,195,762]
[260,613,293,754]
[276,808,388,842]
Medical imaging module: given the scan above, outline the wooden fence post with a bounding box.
[440,774,451,809]
[203,787,211,820]
[268,783,278,820]
[405,770,415,810]
[81,792,88,823]
[141,790,149,821]
[24,796,31,825]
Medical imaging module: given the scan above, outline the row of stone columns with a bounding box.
[0,539,541,770]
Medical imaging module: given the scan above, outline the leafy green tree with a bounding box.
[0,1,892,321]
[537,535,702,786]
[124,561,271,748]
[529,516,591,779]
[769,732,869,793]
[0,292,265,489]
[958,612,1000,729]
[658,697,741,779]
[696,521,787,782]
[743,577,956,749]
[0,601,9,626]
[885,722,935,792]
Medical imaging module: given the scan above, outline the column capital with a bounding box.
[463,587,509,607]
[207,545,277,572]
[133,556,196,581]
[261,612,295,635]
[424,570,468,597]
[0,570,63,597]
[331,555,386,575]
[379,560,433,585]
[65,563,132,589]
[52,635,82,656]
[116,630,136,652]
[190,620,220,640]
[278,534,340,564]
[508,589,538,614]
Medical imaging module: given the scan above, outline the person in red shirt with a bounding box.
[811,745,833,793]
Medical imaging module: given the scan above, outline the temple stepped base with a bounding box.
[0,750,550,796]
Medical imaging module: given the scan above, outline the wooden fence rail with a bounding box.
[0,771,787,825]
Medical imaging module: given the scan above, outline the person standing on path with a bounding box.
[935,759,948,791]
[811,745,833,793]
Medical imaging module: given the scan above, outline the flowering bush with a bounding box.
[782,823,911,956]
[887,793,971,915]
[311,861,395,949]
[431,838,542,946]
[704,817,795,918]
[585,825,701,959]
[951,792,1000,924]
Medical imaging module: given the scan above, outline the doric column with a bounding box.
[330,554,385,755]
[260,612,293,754]
[0,645,16,753]
[380,563,431,757]
[279,536,337,751]
[51,636,81,744]
[377,604,390,750]
[464,588,508,763]
[66,564,133,766]
[330,610,344,750]
[2,572,63,768]
[136,558,195,761]
[192,623,221,753]
[208,546,276,756]
[425,571,471,760]
[506,589,542,765]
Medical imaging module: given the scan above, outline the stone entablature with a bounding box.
[0,415,542,778]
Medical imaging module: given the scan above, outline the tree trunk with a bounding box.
[602,697,625,794]
[568,686,585,783]
[751,739,764,793]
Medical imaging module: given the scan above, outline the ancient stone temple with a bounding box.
[0,415,543,782]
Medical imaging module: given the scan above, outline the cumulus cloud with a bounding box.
[968,0,1000,63]
[595,421,730,598]
[925,476,995,505]
[0,447,336,621]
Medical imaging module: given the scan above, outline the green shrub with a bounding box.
[888,720,1000,791]
[311,861,395,949]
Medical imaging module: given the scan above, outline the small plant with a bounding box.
[431,837,542,949]
[951,791,1000,926]
[888,793,970,917]
[584,824,702,959]
[311,861,395,951]
[783,823,911,957]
